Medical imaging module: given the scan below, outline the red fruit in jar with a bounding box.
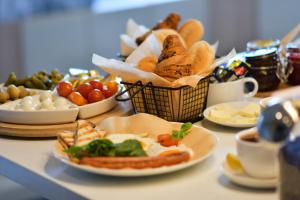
[76,83,93,99]
[68,92,88,106]
[106,81,118,94]
[89,80,103,91]
[87,89,104,103]
[57,81,73,97]
[102,89,114,98]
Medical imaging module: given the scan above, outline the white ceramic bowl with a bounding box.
[0,101,79,125]
[78,91,118,119]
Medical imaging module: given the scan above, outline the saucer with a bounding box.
[220,161,278,189]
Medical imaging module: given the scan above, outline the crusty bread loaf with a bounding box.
[137,55,158,72]
[153,29,186,48]
[178,19,204,48]
[136,13,181,45]
[155,35,193,80]
[188,41,214,74]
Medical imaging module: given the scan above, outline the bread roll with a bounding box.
[137,55,158,72]
[178,19,204,48]
[189,41,214,75]
[153,29,186,48]
[155,35,192,80]
[136,13,181,45]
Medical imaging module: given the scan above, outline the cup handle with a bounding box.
[243,77,259,98]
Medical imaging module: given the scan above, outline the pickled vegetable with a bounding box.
[18,86,29,98]
[4,70,64,90]
[4,73,17,86]
[7,85,20,100]
[0,90,9,103]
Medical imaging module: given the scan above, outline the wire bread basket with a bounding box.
[115,76,210,122]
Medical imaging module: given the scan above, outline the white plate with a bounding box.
[78,91,118,119]
[203,101,259,128]
[53,120,218,177]
[0,95,79,125]
[221,161,277,189]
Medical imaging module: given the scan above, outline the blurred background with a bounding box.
[0,0,299,82]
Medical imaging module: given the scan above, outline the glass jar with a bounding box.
[247,39,280,51]
[287,43,300,85]
[245,48,281,91]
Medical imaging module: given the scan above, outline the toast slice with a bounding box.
[74,120,105,147]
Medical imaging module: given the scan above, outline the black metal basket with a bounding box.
[115,76,210,122]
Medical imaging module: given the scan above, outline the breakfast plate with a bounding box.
[220,160,277,189]
[203,101,260,128]
[53,113,218,177]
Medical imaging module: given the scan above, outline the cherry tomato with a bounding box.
[89,80,103,91]
[102,89,114,98]
[76,83,93,99]
[68,92,88,106]
[157,134,171,143]
[87,89,104,103]
[161,139,179,147]
[157,133,179,147]
[57,81,73,97]
[106,81,118,94]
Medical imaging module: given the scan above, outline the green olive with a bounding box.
[4,73,17,86]
[0,90,9,103]
[7,84,20,100]
[18,86,29,98]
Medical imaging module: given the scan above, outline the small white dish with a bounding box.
[203,101,259,128]
[221,160,277,189]
[0,94,79,125]
[78,91,118,119]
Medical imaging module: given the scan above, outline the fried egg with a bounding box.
[105,133,193,157]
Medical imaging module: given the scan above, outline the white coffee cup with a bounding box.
[236,128,278,178]
[207,78,258,107]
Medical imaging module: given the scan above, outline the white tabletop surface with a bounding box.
[0,119,278,200]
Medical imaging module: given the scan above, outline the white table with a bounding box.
[0,120,278,200]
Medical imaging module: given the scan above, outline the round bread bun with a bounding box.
[178,19,204,48]
[153,29,186,48]
[189,41,214,75]
[137,55,158,72]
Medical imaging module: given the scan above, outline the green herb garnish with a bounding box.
[65,139,147,159]
[172,122,192,139]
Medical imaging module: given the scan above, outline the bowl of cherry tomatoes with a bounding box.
[56,80,119,119]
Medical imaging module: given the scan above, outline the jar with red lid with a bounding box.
[287,43,300,85]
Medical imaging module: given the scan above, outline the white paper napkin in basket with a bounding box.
[92,47,236,88]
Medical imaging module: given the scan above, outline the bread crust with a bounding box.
[137,55,158,72]
[178,19,204,48]
[189,41,214,74]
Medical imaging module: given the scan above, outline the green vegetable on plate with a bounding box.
[172,122,192,139]
[65,139,147,159]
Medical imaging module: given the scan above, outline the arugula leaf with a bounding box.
[172,122,192,139]
[64,146,86,158]
[115,139,146,157]
[64,139,147,158]
[86,139,115,157]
